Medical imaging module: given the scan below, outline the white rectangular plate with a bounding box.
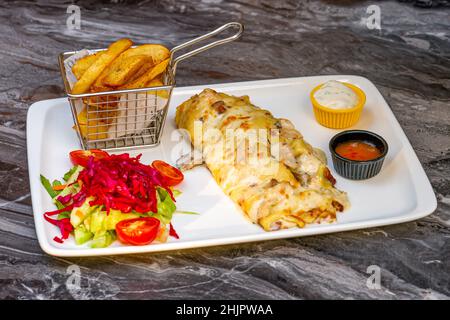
[27,75,437,257]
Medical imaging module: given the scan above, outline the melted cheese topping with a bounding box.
[176,89,349,231]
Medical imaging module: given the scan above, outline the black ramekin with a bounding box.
[329,130,388,180]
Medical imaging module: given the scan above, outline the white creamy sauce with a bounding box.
[314,80,359,109]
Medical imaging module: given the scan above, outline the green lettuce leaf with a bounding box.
[151,188,176,224]
[63,166,79,182]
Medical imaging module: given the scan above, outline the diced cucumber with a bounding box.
[83,215,91,231]
[90,230,116,248]
[70,196,96,227]
[74,225,93,245]
[89,209,107,234]
[90,209,140,234]
[105,210,140,230]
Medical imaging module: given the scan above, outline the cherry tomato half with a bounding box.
[152,160,184,186]
[115,217,160,246]
[69,149,109,167]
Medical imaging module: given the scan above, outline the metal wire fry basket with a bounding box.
[58,22,243,151]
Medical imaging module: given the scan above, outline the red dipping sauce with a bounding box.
[335,140,381,161]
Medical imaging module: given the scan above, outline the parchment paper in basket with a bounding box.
[64,51,165,139]
[107,93,167,139]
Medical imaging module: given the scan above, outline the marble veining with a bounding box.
[0,0,449,299]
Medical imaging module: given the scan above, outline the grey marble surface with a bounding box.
[0,0,449,300]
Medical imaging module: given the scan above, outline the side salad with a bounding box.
[40,150,185,248]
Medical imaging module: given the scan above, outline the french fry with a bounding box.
[85,92,120,111]
[89,44,169,92]
[72,38,133,94]
[89,81,114,94]
[90,60,122,93]
[119,58,170,90]
[86,79,119,110]
[74,107,109,140]
[148,77,162,85]
[126,62,153,83]
[83,99,119,124]
[72,51,104,80]
[71,40,171,140]
[117,44,170,65]
[147,78,169,99]
[102,55,150,87]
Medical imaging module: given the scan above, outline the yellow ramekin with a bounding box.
[310,82,366,129]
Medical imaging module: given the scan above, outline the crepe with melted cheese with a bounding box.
[175,89,349,231]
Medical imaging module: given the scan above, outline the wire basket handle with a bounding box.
[170,22,244,76]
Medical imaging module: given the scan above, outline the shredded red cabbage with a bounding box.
[74,153,174,215]
[44,215,73,243]
[169,223,179,239]
[56,194,72,205]
[44,152,175,243]
[45,204,74,216]
[43,204,74,243]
